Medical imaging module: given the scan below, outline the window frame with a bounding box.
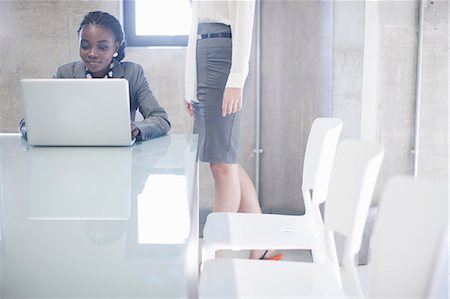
[122,0,189,47]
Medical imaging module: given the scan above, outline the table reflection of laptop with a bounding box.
[20,78,135,146]
[27,146,131,220]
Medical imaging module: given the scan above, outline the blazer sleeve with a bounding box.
[53,67,62,78]
[131,64,171,141]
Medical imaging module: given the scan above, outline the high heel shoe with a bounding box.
[259,250,284,261]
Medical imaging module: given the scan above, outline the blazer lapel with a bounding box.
[111,58,125,78]
[73,62,86,78]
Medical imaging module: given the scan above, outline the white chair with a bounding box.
[426,227,448,299]
[367,176,448,298]
[200,175,448,298]
[202,117,343,263]
[199,139,385,298]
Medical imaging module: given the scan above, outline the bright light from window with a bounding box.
[135,0,191,36]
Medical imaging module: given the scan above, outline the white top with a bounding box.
[184,0,256,102]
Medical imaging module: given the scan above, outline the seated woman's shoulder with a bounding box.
[120,61,147,80]
[121,61,143,72]
[54,61,83,78]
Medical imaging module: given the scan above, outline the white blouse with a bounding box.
[184,0,256,102]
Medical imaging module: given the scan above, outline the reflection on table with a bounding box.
[0,134,199,298]
[26,146,132,220]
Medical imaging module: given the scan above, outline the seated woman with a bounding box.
[19,10,170,141]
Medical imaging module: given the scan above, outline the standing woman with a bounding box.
[185,1,281,260]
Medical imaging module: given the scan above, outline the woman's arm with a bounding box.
[221,0,256,117]
[132,64,171,141]
[184,1,199,104]
[226,0,255,89]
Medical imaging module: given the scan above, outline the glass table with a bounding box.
[0,134,199,298]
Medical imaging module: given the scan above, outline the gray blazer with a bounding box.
[20,59,171,141]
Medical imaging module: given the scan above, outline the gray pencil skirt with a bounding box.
[193,23,242,164]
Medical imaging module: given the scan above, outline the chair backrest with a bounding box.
[426,228,448,299]
[368,176,448,298]
[323,139,384,263]
[302,118,343,208]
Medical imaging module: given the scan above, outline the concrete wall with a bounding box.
[333,0,448,203]
[260,0,333,212]
[333,1,365,140]
[416,0,448,179]
[0,1,448,217]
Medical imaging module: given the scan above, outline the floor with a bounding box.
[198,238,313,262]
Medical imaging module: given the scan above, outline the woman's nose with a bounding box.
[88,48,97,58]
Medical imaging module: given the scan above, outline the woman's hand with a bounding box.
[131,121,140,139]
[184,100,193,116]
[222,87,243,117]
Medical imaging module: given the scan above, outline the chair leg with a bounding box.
[311,245,327,263]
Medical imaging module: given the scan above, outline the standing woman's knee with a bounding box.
[210,162,236,178]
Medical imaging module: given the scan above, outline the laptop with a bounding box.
[21,78,135,146]
[27,146,131,220]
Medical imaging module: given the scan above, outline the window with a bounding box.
[123,0,192,47]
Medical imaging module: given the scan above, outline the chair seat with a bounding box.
[202,211,324,258]
[199,258,348,298]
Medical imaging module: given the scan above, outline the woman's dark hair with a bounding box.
[78,11,126,61]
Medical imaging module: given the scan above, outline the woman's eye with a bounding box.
[98,45,109,51]
[80,42,90,49]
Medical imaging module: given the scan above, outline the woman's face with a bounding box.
[79,24,119,77]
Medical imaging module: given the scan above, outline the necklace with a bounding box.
[86,62,114,79]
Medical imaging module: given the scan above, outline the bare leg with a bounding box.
[237,165,261,213]
[210,163,262,213]
[210,163,269,259]
[210,162,241,212]
[236,165,269,259]
[209,162,239,258]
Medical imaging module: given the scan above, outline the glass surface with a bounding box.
[0,134,198,298]
[26,146,132,220]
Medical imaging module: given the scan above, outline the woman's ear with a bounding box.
[113,43,119,58]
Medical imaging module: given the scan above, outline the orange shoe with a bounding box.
[259,250,284,261]
[263,253,284,261]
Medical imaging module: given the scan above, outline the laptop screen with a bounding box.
[21,78,134,146]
